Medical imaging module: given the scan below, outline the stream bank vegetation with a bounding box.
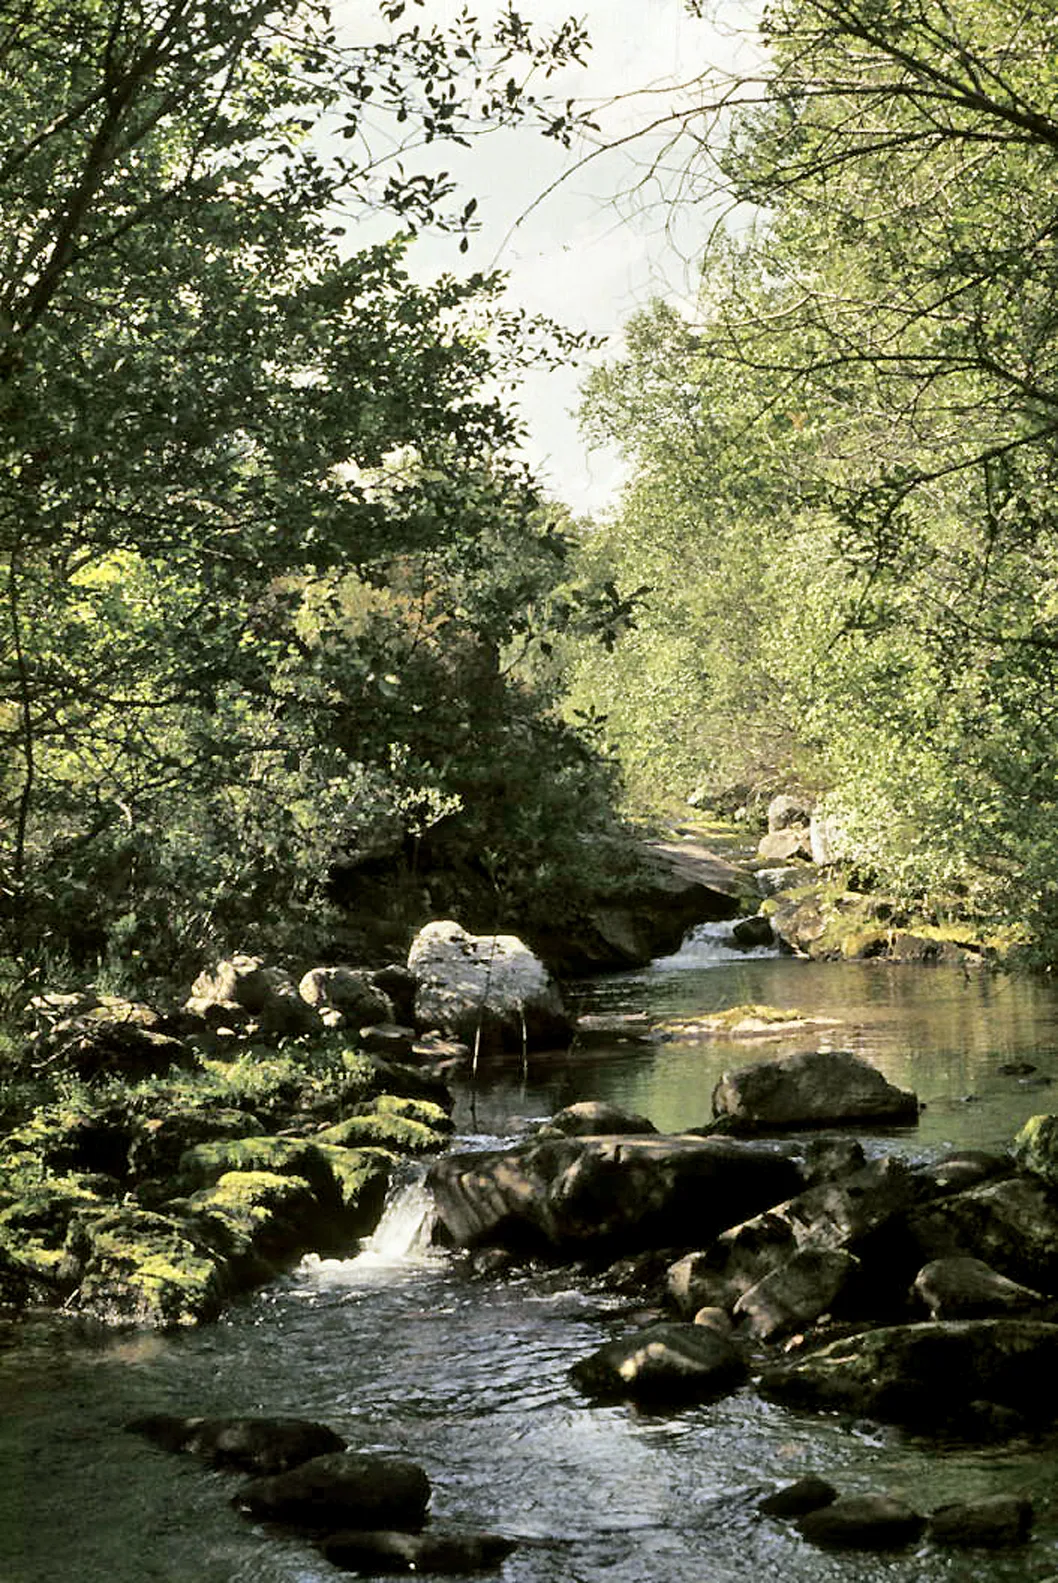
[566,0,1058,962]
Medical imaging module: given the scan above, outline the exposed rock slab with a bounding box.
[428,1133,802,1256]
[712,1048,918,1132]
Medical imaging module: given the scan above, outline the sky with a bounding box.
[334,1,760,516]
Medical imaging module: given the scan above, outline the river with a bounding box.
[4,926,1058,1582]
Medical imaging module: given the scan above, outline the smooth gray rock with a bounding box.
[407,921,570,1052]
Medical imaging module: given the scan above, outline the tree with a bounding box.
[0,0,614,981]
[573,0,1058,939]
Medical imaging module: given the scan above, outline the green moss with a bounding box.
[176,1136,337,1203]
[315,1110,446,1155]
[70,1206,224,1327]
[369,1093,453,1134]
[314,1144,394,1211]
[184,1168,318,1261]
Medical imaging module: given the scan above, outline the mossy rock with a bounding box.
[364,1093,453,1134]
[313,1145,394,1232]
[1012,1115,1058,1189]
[128,1107,263,1184]
[175,1137,339,1206]
[315,1107,447,1155]
[183,1169,321,1264]
[66,1206,225,1327]
[0,1169,109,1248]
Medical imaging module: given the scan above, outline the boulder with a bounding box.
[527,837,754,972]
[63,1206,226,1326]
[904,1174,1058,1294]
[758,1319,1058,1428]
[731,914,774,949]
[733,1247,861,1341]
[667,1155,926,1318]
[232,1452,430,1531]
[27,995,192,1080]
[127,1414,346,1474]
[186,955,321,1038]
[796,1493,925,1550]
[712,1049,919,1132]
[757,828,811,864]
[767,794,813,832]
[539,1101,657,1138]
[298,967,394,1031]
[321,1527,517,1574]
[428,1132,803,1256]
[912,1257,1044,1320]
[570,1321,747,1403]
[758,1475,838,1518]
[1011,1112,1058,1188]
[927,1494,1033,1548]
[407,921,570,1052]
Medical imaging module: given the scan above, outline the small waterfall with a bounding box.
[356,1165,438,1267]
[651,918,779,970]
[296,1165,440,1287]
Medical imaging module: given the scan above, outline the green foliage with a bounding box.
[0,1,618,990]
[572,0,1058,948]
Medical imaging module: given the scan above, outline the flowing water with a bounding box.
[5,926,1058,1582]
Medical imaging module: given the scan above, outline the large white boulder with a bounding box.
[407,920,571,1052]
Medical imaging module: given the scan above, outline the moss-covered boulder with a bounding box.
[128,1107,263,1183]
[176,1137,340,1205]
[65,1206,226,1326]
[183,1169,321,1265]
[315,1100,449,1156]
[1011,1114,1058,1189]
[313,1146,394,1231]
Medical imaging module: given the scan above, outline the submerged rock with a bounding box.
[232,1452,430,1531]
[796,1493,925,1550]
[570,1321,747,1403]
[758,1475,838,1519]
[712,1048,919,1132]
[927,1493,1033,1548]
[321,1527,517,1574]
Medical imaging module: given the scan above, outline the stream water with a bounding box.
[5,926,1058,1582]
